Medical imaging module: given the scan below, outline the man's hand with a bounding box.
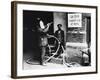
[47,22,53,27]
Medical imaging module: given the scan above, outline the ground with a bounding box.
[23,44,89,70]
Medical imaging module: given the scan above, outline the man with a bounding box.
[36,17,52,65]
[54,24,65,57]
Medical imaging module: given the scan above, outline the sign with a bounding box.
[68,13,82,27]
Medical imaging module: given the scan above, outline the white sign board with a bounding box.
[68,13,82,27]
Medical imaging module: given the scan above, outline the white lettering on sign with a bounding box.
[68,13,82,27]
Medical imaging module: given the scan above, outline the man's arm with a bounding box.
[43,22,53,32]
[39,20,45,29]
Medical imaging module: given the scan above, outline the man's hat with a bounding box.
[57,24,62,27]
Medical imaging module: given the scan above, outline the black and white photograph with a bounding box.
[23,11,91,69]
[11,1,97,78]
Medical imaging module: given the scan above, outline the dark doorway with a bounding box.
[23,10,53,60]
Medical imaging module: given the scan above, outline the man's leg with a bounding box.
[41,46,46,65]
